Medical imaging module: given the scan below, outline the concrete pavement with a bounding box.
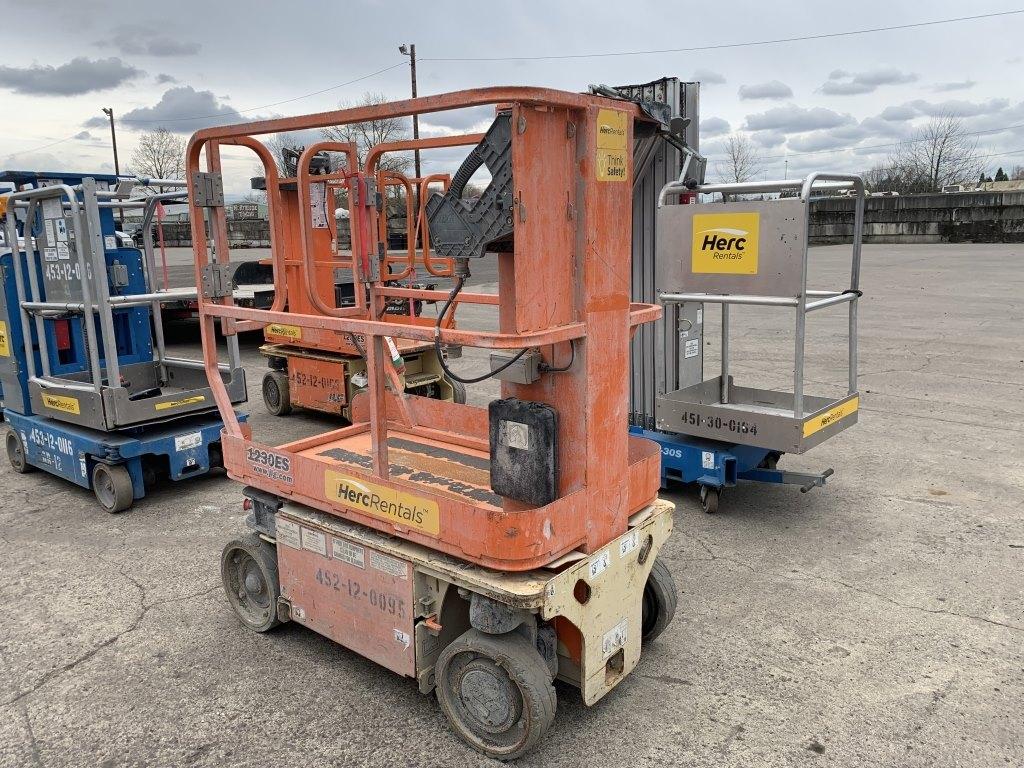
[0,243,1021,767]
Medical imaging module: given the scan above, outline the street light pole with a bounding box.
[101,107,120,175]
[398,44,421,180]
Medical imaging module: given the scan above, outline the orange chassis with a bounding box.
[190,87,666,572]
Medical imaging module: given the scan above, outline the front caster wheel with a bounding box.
[221,534,282,633]
[262,370,292,416]
[92,463,134,513]
[699,485,720,514]
[641,558,678,644]
[435,628,556,761]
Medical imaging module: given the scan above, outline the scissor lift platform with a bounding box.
[223,419,662,569]
[657,376,860,455]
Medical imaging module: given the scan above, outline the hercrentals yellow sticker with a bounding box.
[595,108,628,182]
[155,395,206,411]
[691,212,760,274]
[803,396,859,437]
[42,393,80,415]
[325,470,440,536]
[267,323,302,340]
[0,320,9,357]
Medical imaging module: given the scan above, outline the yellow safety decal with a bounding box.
[267,323,302,340]
[0,320,9,356]
[691,212,760,274]
[803,396,859,437]
[325,470,440,536]
[596,109,628,149]
[155,395,206,411]
[42,393,80,415]
[595,108,628,182]
[0,196,8,217]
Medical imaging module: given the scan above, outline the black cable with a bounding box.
[539,340,575,373]
[433,277,530,385]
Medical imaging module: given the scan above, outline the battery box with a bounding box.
[488,398,558,506]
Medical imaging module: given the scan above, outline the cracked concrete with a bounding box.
[0,243,1021,767]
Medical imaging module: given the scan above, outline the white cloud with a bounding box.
[85,86,248,134]
[702,117,730,137]
[932,80,976,93]
[0,57,142,96]
[745,104,855,133]
[99,25,201,57]
[907,98,1009,118]
[819,67,917,95]
[738,80,793,100]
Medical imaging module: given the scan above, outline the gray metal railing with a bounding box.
[657,172,864,418]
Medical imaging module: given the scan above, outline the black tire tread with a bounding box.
[642,558,678,644]
[435,628,556,761]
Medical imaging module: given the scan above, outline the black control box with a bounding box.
[488,398,558,507]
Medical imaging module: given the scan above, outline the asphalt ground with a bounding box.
[1,243,1022,767]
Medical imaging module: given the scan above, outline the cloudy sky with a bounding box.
[2,0,1022,196]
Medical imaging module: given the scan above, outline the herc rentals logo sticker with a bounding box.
[595,108,628,182]
[267,323,302,340]
[42,393,80,415]
[0,320,10,356]
[691,212,760,274]
[325,470,440,536]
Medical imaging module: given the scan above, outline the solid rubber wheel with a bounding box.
[92,463,134,513]
[262,370,292,416]
[641,558,678,644]
[221,534,282,633]
[5,428,34,474]
[700,485,720,514]
[435,628,556,761]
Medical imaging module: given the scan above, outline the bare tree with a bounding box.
[716,134,763,183]
[128,128,185,184]
[885,114,982,193]
[861,164,903,194]
[322,91,411,174]
[1011,164,1024,181]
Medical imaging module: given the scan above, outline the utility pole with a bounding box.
[101,107,125,225]
[101,107,120,175]
[398,44,421,180]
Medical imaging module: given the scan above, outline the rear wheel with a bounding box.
[221,534,282,633]
[641,558,678,644]
[435,628,556,761]
[92,463,134,513]
[262,370,292,416]
[5,428,34,474]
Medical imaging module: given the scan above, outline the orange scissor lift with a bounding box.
[253,139,469,419]
[191,88,676,760]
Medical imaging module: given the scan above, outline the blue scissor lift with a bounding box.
[0,171,247,512]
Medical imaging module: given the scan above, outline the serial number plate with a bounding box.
[678,412,758,436]
[313,566,407,619]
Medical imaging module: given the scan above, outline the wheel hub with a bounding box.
[459,660,521,733]
[239,559,270,608]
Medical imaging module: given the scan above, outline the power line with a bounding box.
[119,62,407,124]
[4,133,80,158]
[420,10,1024,62]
